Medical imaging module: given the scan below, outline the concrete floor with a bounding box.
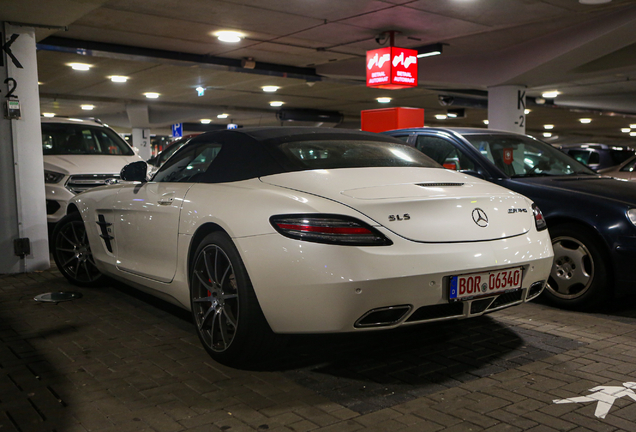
[2,268,636,431]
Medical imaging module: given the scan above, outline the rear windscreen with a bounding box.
[277,140,440,170]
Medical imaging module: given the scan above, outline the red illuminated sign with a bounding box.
[366,47,418,89]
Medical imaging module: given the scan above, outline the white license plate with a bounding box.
[449,267,523,301]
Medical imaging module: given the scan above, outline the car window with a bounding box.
[567,150,591,165]
[153,143,222,183]
[610,149,635,165]
[620,158,636,172]
[463,134,594,177]
[415,136,475,171]
[41,123,133,155]
[158,140,187,165]
[278,140,438,169]
[392,135,410,143]
[588,152,600,165]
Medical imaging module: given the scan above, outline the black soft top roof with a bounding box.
[183,127,408,183]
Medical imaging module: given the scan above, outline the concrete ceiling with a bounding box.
[3,0,636,143]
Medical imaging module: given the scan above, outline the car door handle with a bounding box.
[157,192,175,205]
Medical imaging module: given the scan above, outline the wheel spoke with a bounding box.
[57,248,75,253]
[199,305,214,331]
[222,293,238,300]
[193,294,215,303]
[569,268,591,287]
[219,264,231,289]
[195,270,215,291]
[210,311,222,348]
[83,261,92,281]
[222,308,237,328]
[214,248,220,284]
[60,231,77,248]
[203,250,216,284]
[62,255,77,267]
[219,314,229,347]
[70,222,80,245]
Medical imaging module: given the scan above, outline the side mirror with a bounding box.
[120,161,148,182]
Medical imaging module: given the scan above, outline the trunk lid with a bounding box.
[261,167,534,242]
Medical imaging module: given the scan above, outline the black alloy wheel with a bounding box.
[190,232,280,366]
[544,224,610,310]
[52,212,104,287]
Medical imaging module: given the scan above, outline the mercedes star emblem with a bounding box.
[472,208,489,227]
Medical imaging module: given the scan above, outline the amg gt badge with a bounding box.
[388,214,410,222]
[472,208,488,228]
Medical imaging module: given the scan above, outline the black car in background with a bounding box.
[384,127,636,310]
[557,143,634,171]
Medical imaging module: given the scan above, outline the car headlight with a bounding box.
[44,170,65,184]
[270,214,393,246]
[532,203,547,231]
[627,209,636,226]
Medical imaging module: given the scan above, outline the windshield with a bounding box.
[278,140,440,169]
[463,134,595,177]
[42,123,134,156]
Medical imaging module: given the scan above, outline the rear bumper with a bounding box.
[235,229,553,334]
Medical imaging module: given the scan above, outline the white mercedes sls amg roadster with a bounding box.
[52,128,553,366]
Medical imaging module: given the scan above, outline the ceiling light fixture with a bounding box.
[81,104,95,110]
[544,124,554,130]
[262,86,279,92]
[483,120,489,125]
[631,132,636,137]
[42,113,55,118]
[376,97,392,103]
[630,124,636,129]
[415,43,444,58]
[543,132,552,138]
[270,101,284,107]
[144,92,160,99]
[200,119,212,124]
[69,63,91,71]
[622,128,631,133]
[215,31,243,42]
[435,114,447,120]
[541,91,559,98]
[524,109,531,115]
[196,86,205,96]
[110,76,128,83]
[579,118,592,124]
[217,113,229,119]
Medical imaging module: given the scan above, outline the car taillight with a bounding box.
[270,214,393,246]
[532,203,547,231]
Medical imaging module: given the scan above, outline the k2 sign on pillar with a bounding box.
[366,47,418,89]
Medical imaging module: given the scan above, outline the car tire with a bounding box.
[190,232,282,367]
[543,224,611,310]
[52,212,105,287]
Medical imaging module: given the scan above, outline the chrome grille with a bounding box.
[66,174,120,194]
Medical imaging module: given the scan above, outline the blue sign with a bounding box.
[172,123,183,138]
[227,123,238,130]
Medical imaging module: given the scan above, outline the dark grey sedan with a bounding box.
[385,127,636,310]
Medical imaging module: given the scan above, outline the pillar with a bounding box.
[0,23,49,273]
[132,128,152,160]
[487,85,527,134]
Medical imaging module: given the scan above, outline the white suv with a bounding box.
[42,117,143,224]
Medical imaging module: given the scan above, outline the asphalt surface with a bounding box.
[2,267,636,431]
